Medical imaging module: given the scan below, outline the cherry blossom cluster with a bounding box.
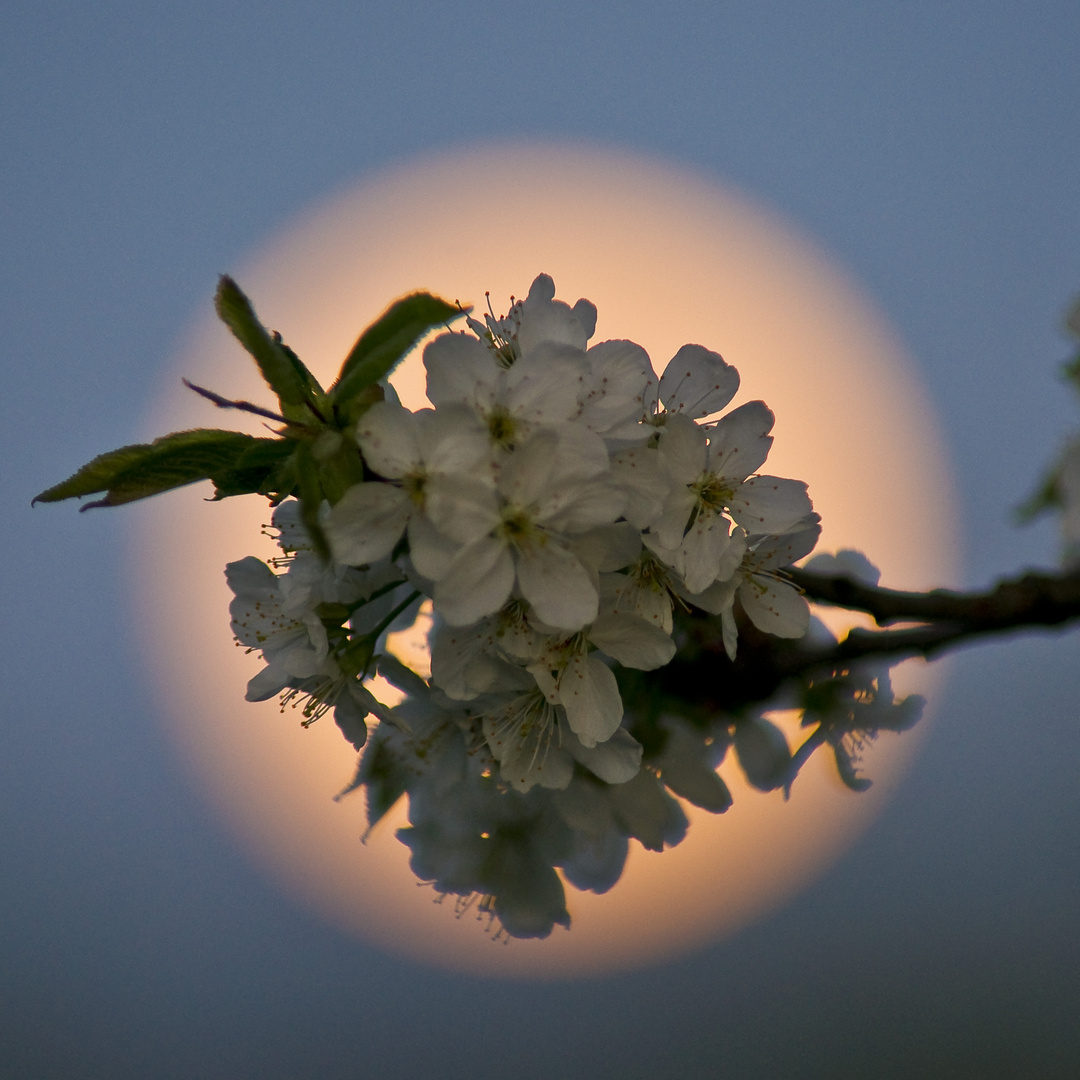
[227,274,820,793]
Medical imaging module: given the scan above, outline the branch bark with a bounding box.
[663,565,1080,715]
[789,565,1080,631]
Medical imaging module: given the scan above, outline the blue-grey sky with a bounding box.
[4,3,1079,1077]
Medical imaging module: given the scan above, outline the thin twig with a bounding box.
[182,378,293,426]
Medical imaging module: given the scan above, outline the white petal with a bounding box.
[571,523,642,574]
[721,608,738,660]
[680,509,739,595]
[269,500,310,552]
[517,275,591,353]
[497,731,574,792]
[355,400,421,479]
[539,478,627,535]
[504,350,582,427]
[656,723,732,813]
[558,654,624,747]
[423,473,500,545]
[501,428,609,510]
[657,411,708,484]
[566,727,643,784]
[245,663,289,701]
[498,428,563,507]
[516,543,598,630]
[729,476,814,535]
[226,556,280,642]
[610,445,672,529]
[571,298,597,339]
[526,273,556,302]
[651,487,698,551]
[707,400,775,480]
[602,575,675,634]
[406,513,460,582]
[641,528,686,579]
[659,343,740,418]
[324,483,411,565]
[751,521,822,570]
[588,612,676,670]
[680,574,739,616]
[423,332,495,411]
[415,404,493,477]
[579,339,655,432]
[434,537,515,625]
[802,547,880,585]
[739,576,811,638]
[429,620,489,699]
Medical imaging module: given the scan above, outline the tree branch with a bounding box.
[662,565,1080,716]
[789,565,1080,630]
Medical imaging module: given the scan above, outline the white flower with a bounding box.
[423,331,582,451]
[651,409,812,593]
[481,686,642,792]
[427,428,627,629]
[324,401,491,578]
[226,555,329,700]
[689,520,821,659]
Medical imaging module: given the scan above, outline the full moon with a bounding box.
[132,143,959,977]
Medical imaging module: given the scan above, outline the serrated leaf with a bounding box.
[209,437,298,501]
[330,292,464,408]
[33,429,262,508]
[215,276,323,419]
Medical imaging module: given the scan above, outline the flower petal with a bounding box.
[355,400,421,479]
[423,332,496,411]
[516,542,599,630]
[707,400,774,480]
[659,343,740,418]
[434,537,515,625]
[588,612,676,670]
[657,411,708,484]
[406,512,460,582]
[729,476,814,535]
[738,575,811,638]
[423,473,500,545]
[566,727,643,785]
[325,483,411,565]
[558,654,624,747]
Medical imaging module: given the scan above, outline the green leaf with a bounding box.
[33,429,265,509]
[330,292,464,410]
[209,437,299,501]
[215,276,324,419]
[294,440,330,560]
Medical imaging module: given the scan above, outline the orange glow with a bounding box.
[132,144,959,977]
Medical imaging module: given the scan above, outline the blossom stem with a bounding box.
[368,589,423,642]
